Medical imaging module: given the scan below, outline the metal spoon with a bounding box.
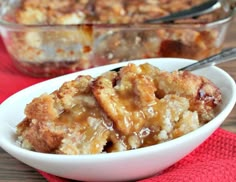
[111,47,236,72]
[145,0,221,24]
[178,47,236,71]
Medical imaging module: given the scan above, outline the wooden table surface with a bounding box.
[0,19,236,182]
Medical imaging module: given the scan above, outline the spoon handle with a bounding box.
[178,47,236,71]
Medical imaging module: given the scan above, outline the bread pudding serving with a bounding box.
[16,63,222,154]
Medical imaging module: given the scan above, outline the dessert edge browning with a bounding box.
[16,63,222,154]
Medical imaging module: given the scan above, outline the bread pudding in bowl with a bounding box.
[16,62,222,154]
[0,58,235,181]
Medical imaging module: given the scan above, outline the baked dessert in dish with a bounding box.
[14,0,220,25]
[16,63,222,154]
[1,0,230,77]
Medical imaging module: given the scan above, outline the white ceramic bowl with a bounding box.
[0,58,235,182]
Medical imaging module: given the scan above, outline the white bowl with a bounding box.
[0,58,235,182]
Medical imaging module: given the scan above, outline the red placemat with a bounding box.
[0,38,47,103]
[1,37,236,182]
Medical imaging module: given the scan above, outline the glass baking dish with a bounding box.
[0,0,234,77]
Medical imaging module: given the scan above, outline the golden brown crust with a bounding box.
[21,119,64,153]
[152,70,222,122]
[15,0,218,25]
[15,0,87,25]
[25,94,59,121]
